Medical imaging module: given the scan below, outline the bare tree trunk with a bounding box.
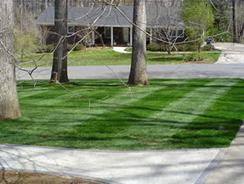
[74,0,80,7]
[50,0,69,83]
[0,0,21,120]
[240,23,244,41]
[128,0,148,85]
[45,0,48,9]
[233,0,238,43]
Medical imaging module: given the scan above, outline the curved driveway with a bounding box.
[214,43,244,64]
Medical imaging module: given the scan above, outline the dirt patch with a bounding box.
[0,170,102,184]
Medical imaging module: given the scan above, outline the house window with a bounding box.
[170,30,177,38]
[104,27,111,39]
[177,30,184,38]
[170,29,184,39]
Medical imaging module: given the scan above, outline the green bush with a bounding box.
[208,27,232,42]
[15,30,39,56]
[68,44,86,51]
[176,43,199,52]
[37,43,86,53]
[37,44,55,53]
[147,43,162,51]
[147,42,201,52]
[125,47,132,52]
[74,44,86,51]
[184,52,203,62]
[14,12,40,59]
[202,44,215,51]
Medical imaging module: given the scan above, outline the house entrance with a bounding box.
[94,27,131,46]
[113,27,130,46]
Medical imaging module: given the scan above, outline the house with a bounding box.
[37,2,184,47]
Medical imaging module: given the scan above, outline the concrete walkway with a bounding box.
[0,145,222,184]
[214,43,244,64]
[17,64,244,80]
[112,47,130,54]
[204,125,244,184]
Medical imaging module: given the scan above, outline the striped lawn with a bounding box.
[0,79,243,150]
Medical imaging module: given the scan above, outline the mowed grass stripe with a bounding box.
[64,80,205,148]
[34,83,162,107]
[55,85,164,122]
[5,80,190,144]
[20,85,166,132]
[18,90,48,99]
[171,80,243,148]
[124,79,237,146]
[0,79,242,150]
[156,79,236,124]
[112,79,236,149]
[17,83,52,99]
[20,81,126,113]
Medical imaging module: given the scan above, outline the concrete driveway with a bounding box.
[214,42,244,64]
[204,125,244,184]
[0,145,222,184]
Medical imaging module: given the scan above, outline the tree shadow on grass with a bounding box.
[1,79,243,149]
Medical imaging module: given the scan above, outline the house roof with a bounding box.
[37,4,184,28]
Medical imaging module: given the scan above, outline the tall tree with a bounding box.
[182,0,214,52]
[0,0,21,120]
[235,0,244,42]
[212,0,231,34]
[50,0,69,83]
[128,0,148,85]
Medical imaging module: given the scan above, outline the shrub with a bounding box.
[14,10,41,59]
[125,47,132,52]
[37,43,86,53]
[68,44,86,51]
[147,42,200,52]
[202,44,215,51]
[36,44,55,53]
[184,52,204,62]
[74,44,86,51]
[147,43,162,51]
[15,30,39,57]
[176,43,199,52]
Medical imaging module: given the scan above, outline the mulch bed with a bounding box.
[0,170,103,184]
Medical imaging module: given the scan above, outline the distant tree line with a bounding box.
[13,0,133,16]
[211,0,244,42]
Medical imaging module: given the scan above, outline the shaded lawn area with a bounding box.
[0,79,243,150]
[19,48,220,67]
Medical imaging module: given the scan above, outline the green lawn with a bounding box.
[0,79,243,150]
[18,48,220,67]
